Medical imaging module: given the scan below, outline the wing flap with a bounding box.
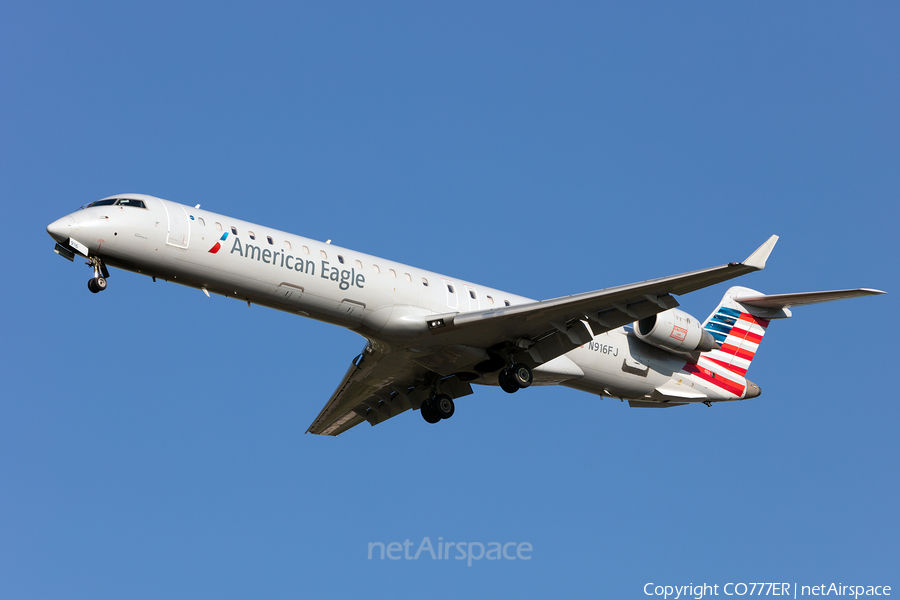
[328,412,368,436]
[306,346,423,436]
[306,344,475,436]
[306,357,365,434]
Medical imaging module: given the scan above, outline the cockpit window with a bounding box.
[116,199,146,208]
[83,198,147,209]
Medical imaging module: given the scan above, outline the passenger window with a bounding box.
[504,300,510,306]
[320,250,327,259]
[284,240,292,250]
[302,245,310,255]
[231,226,238,235]
[404,273,411,282]
[469,290,476,299]
[487,295,494,304]
[390,269,397,278]
[422,278,429,286]
[373,265,380,274]
[447,285,455,293]
[355,260,363,269]
[267,236,273,245]
[215,222,223,231]
[249,231,256,240]
[338,255,345,264]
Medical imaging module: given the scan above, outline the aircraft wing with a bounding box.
[306,343,474,436]
[424,236,780,367]
[308,236,778,436]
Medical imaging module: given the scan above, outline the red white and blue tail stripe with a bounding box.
[682,286,771,398]
[702,306,768,377]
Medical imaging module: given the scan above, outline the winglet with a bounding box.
[742,235,779,270]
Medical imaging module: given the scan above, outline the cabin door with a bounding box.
[164,202,191,249]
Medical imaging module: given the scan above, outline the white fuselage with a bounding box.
[47,194,743,404]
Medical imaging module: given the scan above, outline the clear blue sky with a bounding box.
[1,2,897,598]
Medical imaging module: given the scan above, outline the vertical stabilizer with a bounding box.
[682,285,884,401]
[700,286,773,377]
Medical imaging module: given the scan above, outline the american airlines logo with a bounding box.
[208,232,228,253]
[211,234,366,291]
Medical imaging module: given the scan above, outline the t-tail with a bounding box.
[685,285,885,400]
[700,286,775,379]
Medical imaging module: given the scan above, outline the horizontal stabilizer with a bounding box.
[735,288,885,309]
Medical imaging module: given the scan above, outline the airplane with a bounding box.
[46,194,885,435]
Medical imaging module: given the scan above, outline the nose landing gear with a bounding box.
[86,256,109,293]
[87,277,107,293]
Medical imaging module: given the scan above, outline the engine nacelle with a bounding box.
[635,309,718,354]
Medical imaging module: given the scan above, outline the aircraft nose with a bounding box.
[47,215,75,243]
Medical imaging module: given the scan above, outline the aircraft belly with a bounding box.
[567,367,667,399]
[532,355,584,385]
[564,331,740,402]
[565,330,669,399]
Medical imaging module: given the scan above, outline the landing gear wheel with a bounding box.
[498,369,519,394]
[434,394,455,419]
[421,398,441,424]
[88,277,107,293]
[510,363,533,389]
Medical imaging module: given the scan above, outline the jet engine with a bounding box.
[635,309,719,354]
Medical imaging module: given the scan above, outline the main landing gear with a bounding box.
[421,394,455,424]
[498,363,533,394]
[86,256,109,294]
